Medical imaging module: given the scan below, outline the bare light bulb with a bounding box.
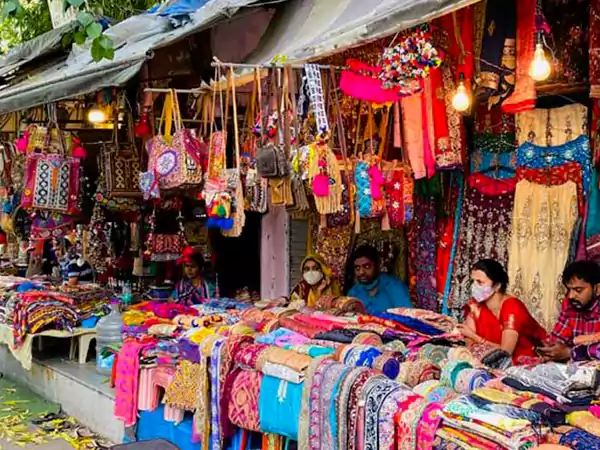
[529,43,551,82]
[87,107,106,124]
[452,81,470,112]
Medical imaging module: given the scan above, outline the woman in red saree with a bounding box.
[459,259,548,364]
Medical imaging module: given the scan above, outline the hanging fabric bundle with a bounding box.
[353,104,391,233]
[222,67,246,238]
[384,162,415,228]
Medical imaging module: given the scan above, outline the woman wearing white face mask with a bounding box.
[458,259,547,364]
[290,254,340,307]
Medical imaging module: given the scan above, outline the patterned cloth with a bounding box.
[411,196,438,311]
[516,104,588,147]
[227,369,262,432]
[449,184,515,315]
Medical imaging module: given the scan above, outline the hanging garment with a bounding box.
[449,181,516,315]
[401,93,427,179]
[592,0,600,97]
[411,196,438,311]
[586,170,600,263]
[501,0,536,113]
[517,135,593,195]
[516,104,588,147]
[508,180,579,329]
[475,0,516,105]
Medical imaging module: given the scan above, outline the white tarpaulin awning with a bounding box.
[0,0,261,114]
[245,0,481,64]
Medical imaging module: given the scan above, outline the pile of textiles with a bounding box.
[312,296,365,314]
[503,362,599,406]
[11,290,79,346]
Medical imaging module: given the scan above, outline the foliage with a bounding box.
[0,0,157,60]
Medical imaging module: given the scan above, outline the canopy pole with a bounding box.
[211,58,345,71]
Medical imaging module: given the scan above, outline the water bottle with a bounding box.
[95,298,123,376]
[122,282,133,307]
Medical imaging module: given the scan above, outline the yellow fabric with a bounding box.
[291,253,341,307]
[508,180,578,329]
[567,411,600,437]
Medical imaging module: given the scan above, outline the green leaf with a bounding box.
[90,38,103,61]
[104,47,114,60]
[66,0,85,8]
[61,32,74,48]
[76,11,94,27]
[73,30,86,45]
[98,35,113,49]
[1,1,17,17]
[85,22,102,39]
[13,3,24,19]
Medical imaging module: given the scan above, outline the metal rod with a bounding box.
[211,59,344,71]
[144,88,204,94]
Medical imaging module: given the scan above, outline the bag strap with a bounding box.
[242,70,258,144]
[329,68,349,173]
[171,89,183,132]
[286,66,299,145]
[230,66,241,169]
[158,91,174,139]
[282,68,291,157]
[45,103,66,156]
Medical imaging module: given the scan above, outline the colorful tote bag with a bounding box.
[104,112,142,197]
[146,90,203,191]
[385,164,414,228]
[21,153,80,214]
[221,68,246,238]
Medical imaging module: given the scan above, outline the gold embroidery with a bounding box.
[505,314,516,330]
[487,20,496,36]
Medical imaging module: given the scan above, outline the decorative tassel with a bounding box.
[72,138,88,159]
[134,112,151,137]
[15,131,29,153]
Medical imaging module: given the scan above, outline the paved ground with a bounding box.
[0,377,106,449]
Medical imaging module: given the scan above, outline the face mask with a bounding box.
[471,284,494,303]
[303,270,323,286]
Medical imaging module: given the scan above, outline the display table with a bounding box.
[0,324,96,370]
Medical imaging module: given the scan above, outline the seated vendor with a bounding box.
[290,254,340,307]
[347,244,412,315]
[459,259,547,363]
[66,256,94,285]
[538,260,600,362]
[171,247,216,305]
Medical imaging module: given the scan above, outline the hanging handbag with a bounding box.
[104,108,142,198]
[326,68,354,227]
[384,162,414,228]
[222,67,246,238]
[26,123,74,155]
[146,91,203,191]
[146,209,186,262]
[203,66,234,230]
[243,69,268,213]
[21,119,80,214]
[353,104,391,232]
[255,70,290,178]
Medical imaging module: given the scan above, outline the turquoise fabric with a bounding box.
[355,160,373,217]
[348,272,412,315]
[329,367,350,450]
[258,375,303,440]
[586,170,600,242]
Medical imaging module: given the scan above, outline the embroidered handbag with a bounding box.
[151,234,183,261]
[104,111,142,198]
[221,67,246,238]
[146,91,203,191]
[26,123,74,155]
[255,70,289,178]
[21,153,80,214]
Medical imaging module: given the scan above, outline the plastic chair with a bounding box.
[68,333,96,364]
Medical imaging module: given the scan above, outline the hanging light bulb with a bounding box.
[452,73,470,113]
[87,106,106,124]
[529,41,551,82]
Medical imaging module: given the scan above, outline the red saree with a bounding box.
[463,297,548,363]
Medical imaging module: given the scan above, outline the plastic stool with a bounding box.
[69,333,96,364]
[137,366,184,423]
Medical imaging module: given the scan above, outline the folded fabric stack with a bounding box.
[11,291,80,347]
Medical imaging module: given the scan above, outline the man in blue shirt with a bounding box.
[347,244,413,315]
